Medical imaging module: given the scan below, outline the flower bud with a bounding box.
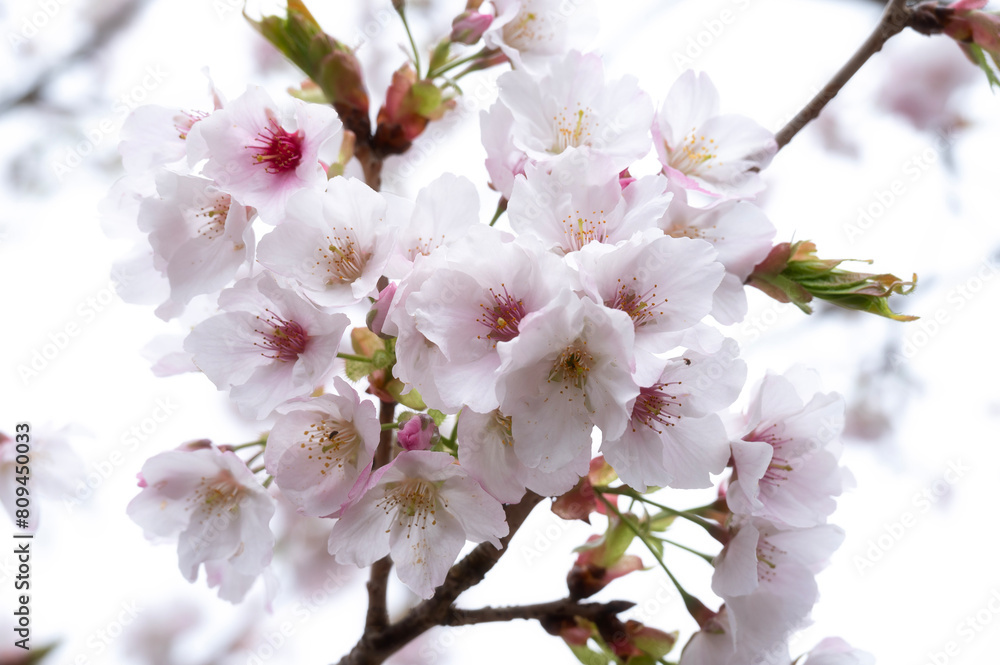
[747,240,916,321]
[451,11,493,45]
[366,282,396,338]
[398,413,439,451]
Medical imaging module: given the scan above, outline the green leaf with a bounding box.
[968,43,1000,89]
[648,512,677,532]
[344,359,372,382]
[567,643,612,665]
[388,380,426,410]
[427,409,447,426]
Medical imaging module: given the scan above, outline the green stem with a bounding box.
[229,438,267,451]
[488,198,507,227]
[262,475,274,489]
[381,422,400,431]
[596,486,722,537]
[660,538,715,565]
[447,410,460,447]
[338,353,372,364]
[397,6,422,78]
[595,493,706,623]
[245,449,265,467]
[427,49,485,79]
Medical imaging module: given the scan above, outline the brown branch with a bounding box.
[336,492,545,665]
[444,599,636,628]
[774,0,911,151]
[364,399,398,633]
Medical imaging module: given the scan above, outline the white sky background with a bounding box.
[2,0,1000,663]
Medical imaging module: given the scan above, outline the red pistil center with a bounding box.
[631,381,683,433]
[254,309,308,362]
[249,120,304,174]
[477,285,527,343]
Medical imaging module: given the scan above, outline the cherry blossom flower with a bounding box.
[727,369,847,528]
[256,176,397,308]
[119,105,210,183]
[137,172,254,320]
[457,407,585,502]
[481,101,528,199]
[0,426,84,530]
[653,70,776,199]
[601,339,745,492]
[264,377,381,517]
[384,172,480,279]
[711,517,845,664]
[184,272,350,419]
[496,292,638,474]
[126,442,275,602]
[484,0,598,68]
[196,86,342,223]
[507,157,673,254]
[658,184,776,325]
[328,450,508,598]
[571,230,724,369]
[393,226,574,412]
[486,50,652,176]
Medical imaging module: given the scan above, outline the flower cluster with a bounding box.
[109,0,878,661]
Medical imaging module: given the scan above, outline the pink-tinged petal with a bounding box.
[328,489,393,567]
[390,507,465,599]
[711,520,761,598]
[726,439,774,515]
[437,475,509,548]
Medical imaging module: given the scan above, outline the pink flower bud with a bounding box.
[451,11,493,45]
[367,282,397,338]
[398,414,438,451]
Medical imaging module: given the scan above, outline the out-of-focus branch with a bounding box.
[0,0,155,115]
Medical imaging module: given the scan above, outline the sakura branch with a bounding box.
[776,0,1000,150]
[100,0,1000,663]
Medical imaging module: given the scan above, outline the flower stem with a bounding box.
[338,352,372,364]
[595,486,723,539]
[660,537,715,565]
[396,5,422,78]
[488,197,507,227]
[594,492,711,626]
[427,49,485,79]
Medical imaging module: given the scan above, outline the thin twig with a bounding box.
[774,0,911,150]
